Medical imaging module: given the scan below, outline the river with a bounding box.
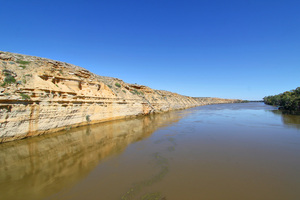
[0,102,300,200]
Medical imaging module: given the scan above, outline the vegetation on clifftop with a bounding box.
[263,87,300,111]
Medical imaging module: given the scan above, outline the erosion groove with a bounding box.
[0,51,241,143]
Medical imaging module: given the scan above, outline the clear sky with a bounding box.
[1,0,299,100]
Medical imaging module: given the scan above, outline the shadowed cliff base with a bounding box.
[0,51,242,143]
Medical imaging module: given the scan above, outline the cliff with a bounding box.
[0,51,241,143]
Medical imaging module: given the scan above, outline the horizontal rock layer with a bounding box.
[0,51,242,143]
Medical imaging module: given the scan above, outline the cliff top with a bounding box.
[0,51,242,103]
[0,51,192,101]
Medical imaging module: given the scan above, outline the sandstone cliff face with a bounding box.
[0,51,241,143]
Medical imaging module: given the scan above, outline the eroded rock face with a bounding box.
[0,51,242,143]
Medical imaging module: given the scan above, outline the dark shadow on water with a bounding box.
[0,112,183,200]
[269,110,300,129]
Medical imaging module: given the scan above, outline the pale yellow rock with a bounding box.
[0,51,242,143]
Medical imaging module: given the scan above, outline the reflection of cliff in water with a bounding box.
[0,112,183,200]
[269,110,300,129]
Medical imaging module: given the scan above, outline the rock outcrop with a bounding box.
[0,51,242,143]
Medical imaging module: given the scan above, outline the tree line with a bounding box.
[263,87,300,111]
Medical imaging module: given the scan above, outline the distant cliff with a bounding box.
[0,51,242,143]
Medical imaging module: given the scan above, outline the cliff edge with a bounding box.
[0,51,242,143]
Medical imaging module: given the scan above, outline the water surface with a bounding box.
[1,102,300,200]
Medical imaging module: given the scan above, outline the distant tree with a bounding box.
[263,87,300,111]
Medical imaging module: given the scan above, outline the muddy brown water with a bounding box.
[1,102,300,200]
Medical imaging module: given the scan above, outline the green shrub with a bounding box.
[131,89,140,95]
[86,115,91,122]
[19,65,26,69]
[264,87,300,111]
[122,90,126,93]
[2,75,16,86]
[115,82,121,88]
[20,93,30,100]
[16,60,31,65]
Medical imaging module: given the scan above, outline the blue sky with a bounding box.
[1,0,299,100]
